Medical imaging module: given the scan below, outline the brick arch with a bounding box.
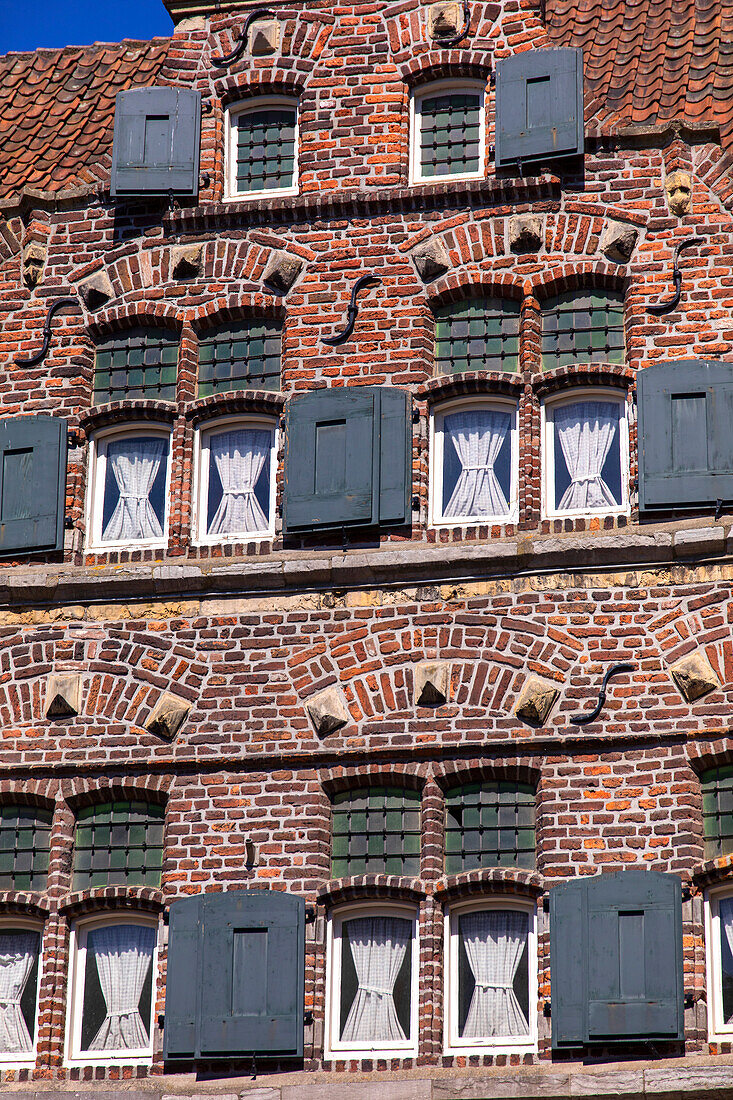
[0,780,58,812]
[321,764,427,797]
[528,262,629,301]
[62,774,170,810]
[206,10,335,95]
[427,271,525,308]
[383,0,531,68]
[433,758,541,791]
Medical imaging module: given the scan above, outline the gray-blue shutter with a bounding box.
[495,48,584,167]
[111,88,201,197]
[197,890,305,1058]
[163,895,201,1061]
[378,388,411,525]
[550,876,587,1048]
[638,360,733,510]
[0,416,66,556]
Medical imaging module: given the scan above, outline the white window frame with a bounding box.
[85,424,172,553]
[705,885,733,1042]
[541,387,630,520]
[443,897,538,1056]
[325,901,419,1060]
[65,911,159,1067]
[0,917,43,1067]
[410,79,487,186]
[430,396,519,528]
[225,96,299,201]
[193,415,278,544]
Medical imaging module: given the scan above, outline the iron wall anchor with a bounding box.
[570,661,634,725]
[438,0,472,47]
[322,274,380,346]
[15,297,78,368]
[212,8,275,67]
[647,236,703,315]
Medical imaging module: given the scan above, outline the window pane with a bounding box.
[541,290,625,370]
[702,768,733,860]
[80,924,155,1052]
[198,321,282,397]
[440,408,513,521]
[457,910,529,1039]
[339,916,412,1043]
[0,807,52,892]
[331,788,421,877]
[235,108,297,193]
[101,436,169,543]
[0,929,40,1054]
[420,92,481,178]
[435,297,519,374]
[720,899,733,1025]
[445,783,535,873]
[73,803,164,890]
[551,400,622,513]
[205,428,274,537]
[94,328,178,404]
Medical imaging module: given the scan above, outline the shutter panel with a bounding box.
[496,48,584,167]
[111,88,201,197]
[163,895,201,1061]
[0,416,66,556]
[550,877,587,1047]
[378,388,411,525]
[638,360,733,510]
[197,890,305,1057]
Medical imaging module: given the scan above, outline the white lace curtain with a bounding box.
[0,932,38,1054]
[87,924,155,1051]
[443,409,511,520]
[208,429,271,536]
[720,898,733,1022]
[554,401,619,512]
[341,916,410,1044]
[102,438,166,542]
[461,910,529,1039]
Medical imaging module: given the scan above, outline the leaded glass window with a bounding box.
[94,328,178,404]
[72,802,164,889]
[541,290,625,371]
[198,321,282,396]
[702,767,733,860]
[0,806,52,892]
[445,782,535,873]
[415,87,484,180]
[331,787,421,877]
[232,102,297,195]
[435,298,520,375]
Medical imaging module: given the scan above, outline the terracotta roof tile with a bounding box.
[0,38,171,199]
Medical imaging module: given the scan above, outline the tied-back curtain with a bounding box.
[0,932,37,1054]
[102,438,165,542]
[87,924,155,1051]
[443,410,510,519]
[208,429,270,535]
[341,916,410,1044]
[720,898,733,984]
[461,910,529,1039]
[555,401,618,511]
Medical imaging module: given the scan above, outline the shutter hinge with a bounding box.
[543,1000,551,1017]
[200,173,211,190]
[305,904,317,923]
[304,1010,314,1025]
[684,993,695,1008]
[67,429,81,447]
[542,895,550,912]
[412,407,420,424]
[202,98,214,114]
[411,495,420,511]
[64,516,75,530]
[716,498,724,521]
[157,1013,165,1029]
[489,69,496,87]
[162,908,170,925]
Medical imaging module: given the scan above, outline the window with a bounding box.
[227,98,298,198]
[326,903,418,1058]
[0,920,42,1064]
[72,801,164,890]
[198,320,282,397]
[411,81,485,183]
[542,390,629,518]
[541,290,624,371]
[93,328,179,404]
[331,787,421,877]
[195,418,277,542]
[701,767,733,860]
[445,781,535,873]
[0,804,52,891]
[444,900,537,1053]
[706,888,733,1041]
[435,297,520,376]
[86,426,172,551]
[430,399,518,526]
[66,913,157,1064]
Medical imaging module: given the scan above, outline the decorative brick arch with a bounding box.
[62,774,170,810]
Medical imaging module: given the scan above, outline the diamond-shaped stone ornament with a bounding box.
[411,238,451,283]
[263,250,304,294]
[250,19,280,55]
[45,672,82,719]
[428,2,462,38]
[514,675,560,726]
[145,692,191,740]
[414,660,451,706]
[306,685,350,737]
[670,651,720,702]
[78,270,114,310]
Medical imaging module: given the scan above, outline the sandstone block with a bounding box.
[600,220,638,263]
[264,250,304,294]
[171,243,203,279]
[306,685,350,736]
[414,660,450,706]
[78,269,114,310]
[250,19,280,55]
[23,241,47,288]
[514,674,560,726]
[45,672,82,718]
[146,691,192,739]
[665,170,692,217]
[670,650,720,702]
[428,2,462,38]
[411,238,451,282]
[509,214,543,253]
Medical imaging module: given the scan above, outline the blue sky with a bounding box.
[0,0,173,53]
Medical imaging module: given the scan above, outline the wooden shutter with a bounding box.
[638,360,733,510]
[495,48,584,167]
[378,388,412,524]
[111,88,201,197]
[163,895,201,1061]
[0,416,66,556]
[550,876,587,1048]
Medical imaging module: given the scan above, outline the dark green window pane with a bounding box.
[541,290,625,371]
[235,107,297,194]
[420,91,482,178]
[444,782,536,872]
[435,297,520,375]
[72,801,164,889]
[198,320,282,396]
[0,805,52,892]
[94,328,179,404]
[330,787,421,877]
[701,768,733,860]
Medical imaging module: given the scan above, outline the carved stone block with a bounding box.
[171,243,203,280]
[600,220,638,264]
[78,269,114,310]
[428,1,462,38]
[509,215,543,254]
[45,672,82,719]
[146,692,191,740]
[514,675,559,726]
[250,19,280,55]
[665,170,692,217]
[23,241,46,288]
[263,250,303,294]
[414,660,451,706]
[671,651,720,702]
[411,238,451,283]
[306,685,350,737]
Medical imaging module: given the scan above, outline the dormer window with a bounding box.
[410,81,486,184]
[226,98,298,199]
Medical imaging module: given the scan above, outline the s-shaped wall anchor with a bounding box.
[212,8,275,67]
[321,274,380,346]
[647,236,703,315]
[14,297,78,367]
[570,662,634,726]
[438,0,472,47]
